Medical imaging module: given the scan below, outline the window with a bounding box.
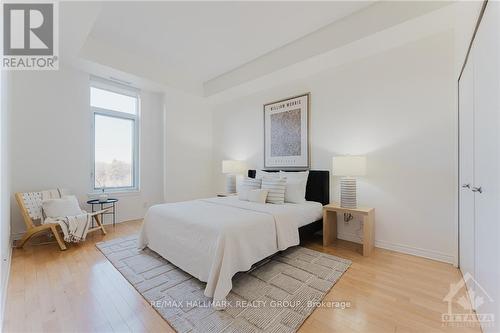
[91,81,139,192]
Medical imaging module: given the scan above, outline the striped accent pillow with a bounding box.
[261,177,287,204]
[238,178,262,201]
[241,177,262,190]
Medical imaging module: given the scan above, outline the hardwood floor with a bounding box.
[3,220,481,333]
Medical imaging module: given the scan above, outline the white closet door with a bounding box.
[458,51,475,300]
[473,2,500,330]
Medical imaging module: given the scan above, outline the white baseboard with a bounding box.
[1,237,13,331]
[10,232,23,241]
[337,232,455,264]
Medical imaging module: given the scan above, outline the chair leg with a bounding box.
[93,214,107,235]
[50,225,67,251]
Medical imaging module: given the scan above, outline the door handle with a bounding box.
[461,183,471,189]
[472,186,483,193]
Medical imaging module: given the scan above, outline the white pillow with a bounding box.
[279,170,309,181]
[280,171,309,204]
[247,189,269,204]
[261,178,287,204]
[255,170,280,180]
[283,179,307,203]
[42,195,82,218]
[238,177,262,200]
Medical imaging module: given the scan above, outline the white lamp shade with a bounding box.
[332,155,366,176]
[222,160,246,174]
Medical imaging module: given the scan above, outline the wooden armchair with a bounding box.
[15,191,108,250]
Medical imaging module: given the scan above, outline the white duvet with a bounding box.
[138,197,322,304]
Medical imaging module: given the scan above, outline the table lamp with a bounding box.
[332,155,366,208]
[222,160,246,193]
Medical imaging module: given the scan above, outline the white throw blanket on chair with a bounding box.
[45,214,92,243]
[41,189,91,243]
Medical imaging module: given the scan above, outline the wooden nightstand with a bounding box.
[323,203,375,256]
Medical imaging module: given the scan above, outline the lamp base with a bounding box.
[340,177,357,208]
[225,174,237,194]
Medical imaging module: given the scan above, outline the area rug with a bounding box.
[96,236,351,333]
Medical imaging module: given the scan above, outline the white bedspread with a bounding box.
[138,197,320,304]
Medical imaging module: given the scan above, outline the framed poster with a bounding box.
[264,93,310,169]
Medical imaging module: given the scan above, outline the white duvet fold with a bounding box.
[200,198,300,251]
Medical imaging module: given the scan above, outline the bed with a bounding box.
[138,170,329,304]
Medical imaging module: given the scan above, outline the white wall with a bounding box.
[9,65,165,237]
[212,31,456,263]
[0,69,12,328]
[163,88,213,202]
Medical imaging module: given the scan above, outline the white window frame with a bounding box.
[90,78,140,193]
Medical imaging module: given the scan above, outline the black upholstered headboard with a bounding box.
[248,170,329,206]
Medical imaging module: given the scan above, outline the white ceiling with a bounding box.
[87,1,374,86]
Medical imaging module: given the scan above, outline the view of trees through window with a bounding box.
[95,160,132,188]
[91,85,138,190]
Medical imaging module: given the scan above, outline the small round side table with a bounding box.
[86,198,118,227]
